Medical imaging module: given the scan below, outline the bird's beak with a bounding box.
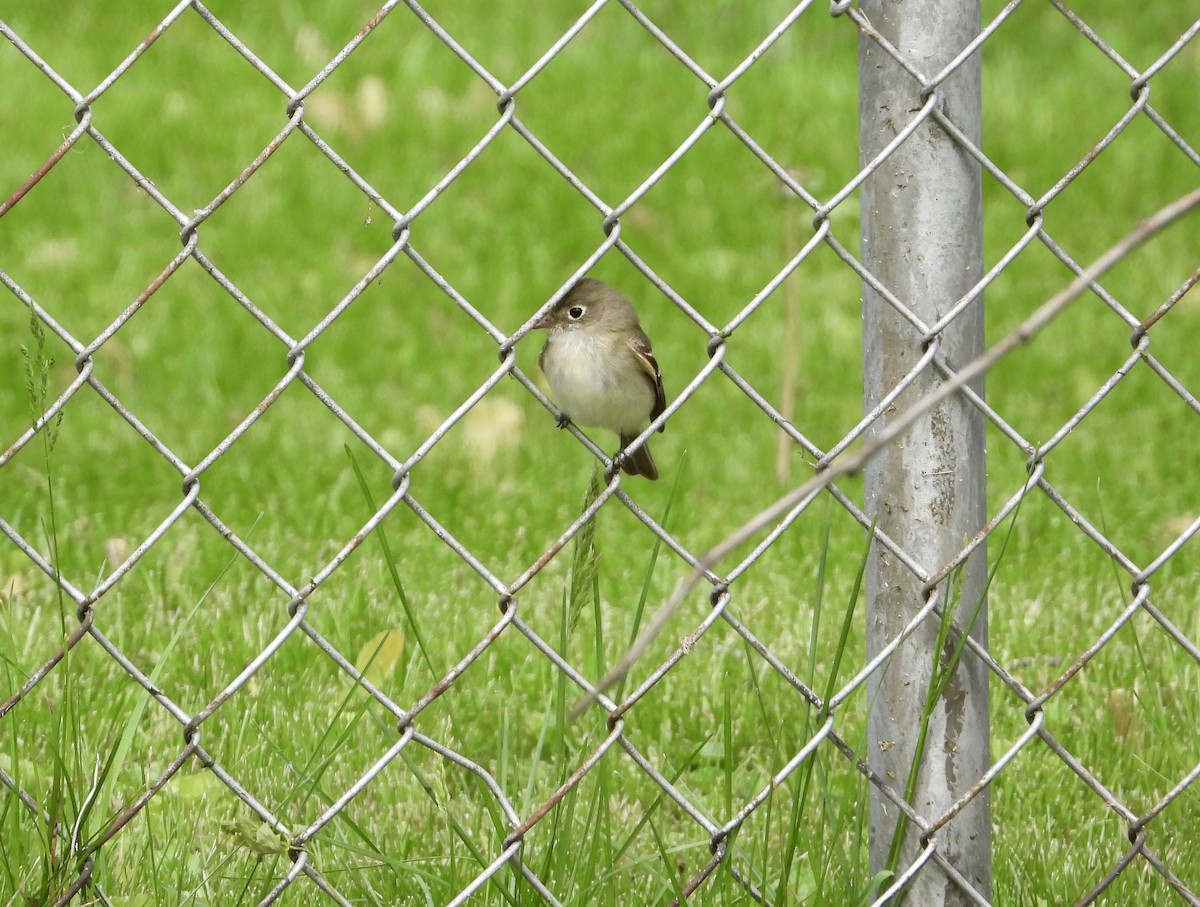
[533,313,555,330]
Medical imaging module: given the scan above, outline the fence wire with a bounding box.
[1,1,1198,905]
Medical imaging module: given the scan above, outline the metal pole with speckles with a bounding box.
[859,0,991,902]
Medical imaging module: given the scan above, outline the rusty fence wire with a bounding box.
[2,1,1199,905]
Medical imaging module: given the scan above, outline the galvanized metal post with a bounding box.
[859,1,991,903]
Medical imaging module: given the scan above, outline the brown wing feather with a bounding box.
[630,330,666,430]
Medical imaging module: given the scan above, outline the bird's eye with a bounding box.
[568,305,585,320]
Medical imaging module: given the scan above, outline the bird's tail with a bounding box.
[619,434,658,481]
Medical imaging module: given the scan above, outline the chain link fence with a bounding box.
[2,1,1198,904]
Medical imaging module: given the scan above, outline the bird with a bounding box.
[535,278,666,480]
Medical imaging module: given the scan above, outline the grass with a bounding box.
[2,0,1199,904]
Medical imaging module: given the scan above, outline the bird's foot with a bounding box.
[605,454,624,482]
[555,413,572,430]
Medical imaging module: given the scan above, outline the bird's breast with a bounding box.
[542,331,654,435]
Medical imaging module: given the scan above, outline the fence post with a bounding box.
[858,1,991,902]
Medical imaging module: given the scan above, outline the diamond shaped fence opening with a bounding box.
[1,2,1198,905]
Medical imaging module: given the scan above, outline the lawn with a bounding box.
[1,1,1198,905]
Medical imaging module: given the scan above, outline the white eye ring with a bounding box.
[568,305,585,320]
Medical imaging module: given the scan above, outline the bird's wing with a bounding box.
[630,333,667,429]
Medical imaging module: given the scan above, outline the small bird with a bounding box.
[535,278,666,480]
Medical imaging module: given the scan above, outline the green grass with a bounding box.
[2,1,1199,904]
